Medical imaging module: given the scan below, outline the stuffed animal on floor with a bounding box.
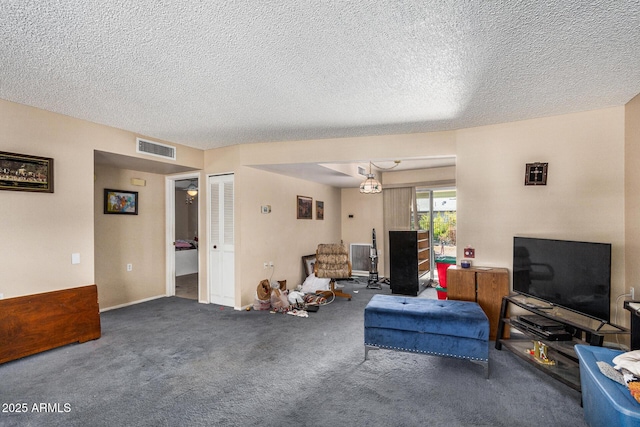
[270,281,291,312]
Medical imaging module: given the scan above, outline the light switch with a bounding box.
[72,253,81,264]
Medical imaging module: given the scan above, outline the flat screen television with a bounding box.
[513,237,611,322]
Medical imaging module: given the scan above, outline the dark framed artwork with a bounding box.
[302,254,316,277]
[104,189,139,215]
[0,151,54,193]
[316,200,324,220]
[525,162,548,186]
[297,195,313,219]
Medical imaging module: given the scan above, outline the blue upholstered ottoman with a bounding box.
[364,294,490,377]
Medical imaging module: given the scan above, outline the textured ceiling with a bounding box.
[2,1,640,150]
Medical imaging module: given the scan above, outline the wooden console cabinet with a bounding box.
[447,266,509,340]
[0,285,101,364]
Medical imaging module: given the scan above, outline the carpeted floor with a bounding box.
[0,280,587,426]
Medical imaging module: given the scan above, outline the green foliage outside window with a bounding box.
[419,212,457,244]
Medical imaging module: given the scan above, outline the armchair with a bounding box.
[314,243,352,300]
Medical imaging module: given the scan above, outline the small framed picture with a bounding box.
[104,189,139,215]
[297,195,312,219]
[525,162,548,186]
[0,151,54,193]
[316,200,324,220]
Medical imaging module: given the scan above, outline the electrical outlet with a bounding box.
[269,261,274,267]
[127,263,133,272]
[632,287,636,300]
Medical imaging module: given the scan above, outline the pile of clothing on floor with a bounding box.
[599,350,640,403]
[252,275,331,316]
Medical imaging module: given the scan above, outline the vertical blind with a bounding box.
[382,187,414,277]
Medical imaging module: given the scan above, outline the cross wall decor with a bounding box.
[525,162,548,186]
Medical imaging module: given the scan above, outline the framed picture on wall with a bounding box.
[104,189,139,215]
[0,151,54,193]
[316,200,324,220]
[297,195,312,219]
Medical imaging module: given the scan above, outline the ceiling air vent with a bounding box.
[358,166,367,176]
[136,138,176,160]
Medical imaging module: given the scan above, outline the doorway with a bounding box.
[414,188,457,285]
[165,173,200,300]
[174,178,199,300]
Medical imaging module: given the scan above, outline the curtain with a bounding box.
[382,187,414,278]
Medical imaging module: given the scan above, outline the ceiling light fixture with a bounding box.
[186,182,198,197]
[359,161,401,194]
[185,181,198,204]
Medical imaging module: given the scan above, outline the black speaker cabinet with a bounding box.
[389,231,420,296]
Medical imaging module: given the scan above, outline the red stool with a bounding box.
[435,261,454,300]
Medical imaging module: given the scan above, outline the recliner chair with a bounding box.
[314,243,352,300]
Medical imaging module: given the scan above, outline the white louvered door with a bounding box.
[208,174,234,307]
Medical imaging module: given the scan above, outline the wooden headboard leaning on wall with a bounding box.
[0,284,101,364]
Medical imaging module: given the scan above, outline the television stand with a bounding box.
[496,293,628,391]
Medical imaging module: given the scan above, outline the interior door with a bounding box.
[208,173,234,307]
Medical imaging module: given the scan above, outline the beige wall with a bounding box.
[383,165,456,188]
[626,94,640,301]
[174,189,188,240]
[341,189,385,275]
[2,96,639,323]
[0,99,202,305]
[0,100,95,297]
[241,168,341,291]
[202,143,342,306]
[199,134,457,307]
[94,164,166,308]
[456,107,626,323]
[234,131,457,297]
[238,131,457,167]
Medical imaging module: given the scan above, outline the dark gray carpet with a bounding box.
[0,280,587,426]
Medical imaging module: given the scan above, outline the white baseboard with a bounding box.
[100,294,166,312]
[100,295,238,312]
